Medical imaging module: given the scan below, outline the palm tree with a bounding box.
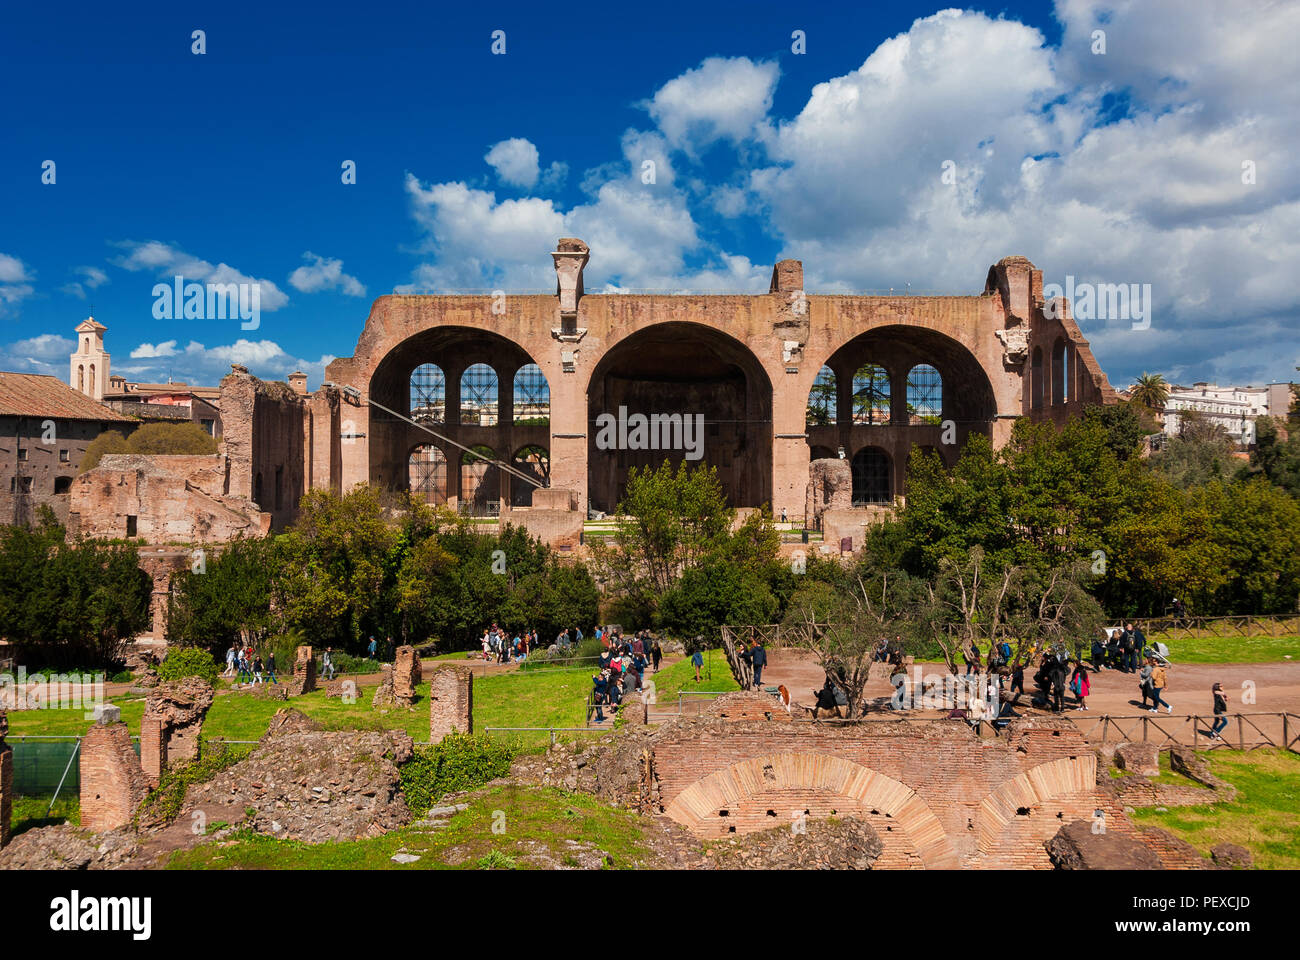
[1130,372,1169,414]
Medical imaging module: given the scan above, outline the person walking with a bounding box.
[651,639,662,672]
[321,647,335,681]
[236,647,251,685]
[691,648,704,683]
[1130,622,1146,672]
[224,644,237,678]
[1070,663,1091,710]
[1138,659,1154,708]
[591,672,608,723]
[1148,658,1172,714]
[367,636,378,659]
[265,651,278,684]
[964,640,980,677]
[1210,682,1229,740]
[252,655,264,685]
[750,641,768,690]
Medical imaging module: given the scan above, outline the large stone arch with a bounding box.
[976,754,1098,858]
[584,321,774,513]
[367,325,548,506]
[663,751,960,869]
[807,325,997,499]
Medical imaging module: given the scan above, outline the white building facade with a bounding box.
[1162,382,1286,445]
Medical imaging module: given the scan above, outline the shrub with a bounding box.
[331,652,382,674]
[399,733,516,815]
[134,741,251,826]
[157,646,219,685]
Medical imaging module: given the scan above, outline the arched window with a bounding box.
[410,364,446,424]
[513,364,550,425]
[906,364,943,424]
[77,365,84,392]
[852,363,890,425]
[1031,347,1044,410]
[460,445,500,515]
[851,447,892,504]
[806,365,837,428]
[409,444,448,503]
[511,445,550,506]
[89,363,96,396]
[1050,335,1071,403]
[461,364,499,426]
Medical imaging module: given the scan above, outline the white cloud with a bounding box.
[62,265,111,300]
[130,340,180,359]
[0,253,35,314]
[644,56,779,155]
[485,138,542,189]
[397,3,1300,385]
[288,252,366,297]
[120,338,335,389]
[113,241,289,311]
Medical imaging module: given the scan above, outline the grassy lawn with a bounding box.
[165,784,659,870]
[5,665,598,748]
[645,648,738,706]
[1130,749,1300,869]
[1146,634,1299,664]
[9,794,80,838]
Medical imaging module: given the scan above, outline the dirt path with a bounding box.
[748,648,1300,747]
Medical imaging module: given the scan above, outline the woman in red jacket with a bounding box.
[1070,663,1091,710]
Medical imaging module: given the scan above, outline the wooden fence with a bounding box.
[1069,711,1299,753]
[1130,615,1300,640]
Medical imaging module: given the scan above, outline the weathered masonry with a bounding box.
[319,240,1115,524]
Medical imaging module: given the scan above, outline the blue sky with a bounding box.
[2,0,1297,391]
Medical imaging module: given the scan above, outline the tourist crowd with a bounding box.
[222,643,278,686]
[589,629,665,722]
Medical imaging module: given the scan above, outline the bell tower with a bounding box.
[70,316,110,400]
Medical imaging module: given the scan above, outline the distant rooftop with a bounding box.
[0,372,132,421]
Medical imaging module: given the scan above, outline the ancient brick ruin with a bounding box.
[805,458,851,532]
[139,678,215,785]
[288,645,317,696]
[614,706,1202,869]
[0,710,11,849]
[429,666,473,741]
[393,645,422,706]
[79,706,148,832]
[319,241,1114,528]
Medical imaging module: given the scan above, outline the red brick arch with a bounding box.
[663,751,960,869]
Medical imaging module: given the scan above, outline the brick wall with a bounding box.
[79,720,147,832]
[289,645,317,696]
[429,666,473,741]
[647,715,1169,869]
[393,645,421,706]
[139,715,166,787]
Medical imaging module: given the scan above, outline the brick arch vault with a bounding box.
[663,751,961,869]
[975,753,1098,866]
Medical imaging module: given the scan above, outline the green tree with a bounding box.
[81,421,218,472]
[1130,372,1169,414]
[17,538,152,668]
[1247,417,1300,498]
[167,537,275,655]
